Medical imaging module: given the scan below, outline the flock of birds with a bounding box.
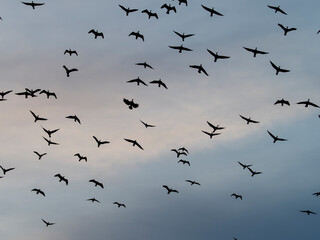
[1,1,319,238]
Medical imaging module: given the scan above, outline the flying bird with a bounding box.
[201,5,223,17]
[129,31,144,41]
[135,62,153,69]
[124,138,144,150]
[119,5,138,16]
[270,61,290,75]
[149,79,167,89]
[74,153,87,162]
[22,1,44,9]
[15,91,34,98]
[202,130,221,139]
[31,188,45,197]
[33,151,47,160]
[243,47,269,57]
[64,49,78,56]
[127,77,148,86]
[140,120,155,128]
[237,161,252,170]
[207,121,225,132]
[312,192,320,196]
[89,179,104,189]
[123,98,139,110]
[54,174,68,185]
[207,49,230,62]
[169,44,192,53]
[39,90,57,99]
[88,29,104,39]
[63,65,78,77]
[141,9,158,19]
[0,90,12,99]
[173,31,194,41]
[163,185,179,194]
[0,165,15,175]
[30,110,47,122]
[274,98,290,106]
[299,210,316,215]
[247,167,262,177]
[178,147,189,154]
[189,64,209,76]
[161,4,176,14]
[268,5,287,15]
[113,202,126,208]
[185,180,200,186]
[42,219,55,227]
[177,0,188,6]
[267,130,287,143]
[93,136,110,147]
[239,115,259,124]
[42,126,59,138]
[87,198,100,203]
[231,193,242,200]
[171,149,187,158]
[178,159,190,166]
[43,136,59,146]
[65,115,81,124]
[278,23,297,35]
[296,99,319,108]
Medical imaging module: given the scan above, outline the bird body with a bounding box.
[300,210,316,215]
[129,31,144,41]
[247,167,262,177]
[119,5,138,16]
[149,79,167,89]
[274,98,290,106]
[243,47,268,57]
[32,188,45,196]
[93,136,110,147]
[0,90,12,99]
[42,219,55,227]
[297,99,319,108]
[178,159,190,166]
[163,185,179,194]
[33,151,47,160]
[42,126,59,138]
[39,90,57,99]
[270,61,290,75]
[278,23,296,35]
[141,9,158,19]
[43,136,59,146]
[22,1,44,9]
[88,29,104,39]
[123,98,139,110]
[207,49,230,62]
[0,165,15,175]
[30,110,47,122]
[87,198,100,203]
[65,115,81,124]
[202,130,221,138]
[201,5,223,17]
[124,138,144,150]
[171,149,187,158]
[239,115,259,124]
[161,4,176,14]
[89,179,104,189]
[207,121,225,132]
[135,62,153,69]
[113,202,126,208]
[140,120,155,128]
[237,161,252,169]
[231,193,242,200]
[63,65,78,77]
[127,77,148,86]
[189,64,209,76]
[267,130,287,143]
[169,44,192,53]
[54,174,68,185]
[185,180,200,186]
[268,5,287,15]
[64,49,78,56]
[173,31,194,41]
[74,153,87,162]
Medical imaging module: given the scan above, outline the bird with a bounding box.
[119,5,138,16]
[54,174,68,185]
[173,31,194,41]
[171,149,187,158]
[278,23,297,36]
[243,47,269,57]
[22,1,44,9]
[33,151,47,160]
[124,138,144,150]
[127,77,148,86]
[202,130,221,139]
[185,180,200,186]
[169,44,193,53]
[30,110,47,122]
[42,126,59,138]
[135,62,153,69]
[63,65,78,77]
[113,202,126,208]
[312,192,320,196]
[141,9,158,19]
[43,136,59,146]
[296,99,319,108]
[0,90,12,99]
[231,193,242,200]
[93,136,110,147]
[237,161,252,170]
[299,210,316,215]
[0,165,15,175]
[207,49,230,62]
[123,98,139,110]
[65,115,81,124]
[247,167,262,177]
[189,64,209,76]
[239,115,259,124]
[140,120,155,128]
[74,153,87,162]
[268,5,287,15]
[267,130,287,143]
[86,198,100,203]
[25,88,41,97]
[270,61,290,75]
[88,29,104,39]
[64,49,78,56]
[149,79,168,89]
[178,147,189,154]
[39,90,57,99]
[15,91,34,98]
[89,179,104,189]
[42,219,55,227]
[274,98,290,106]
[207,121,225,132]
[201,5,223,17]
[178,159,190,166]
[129,31,144,41]
[177,0,188,6]
[163,185,179,194]
[31,188,45,197]
[161,4,176,14]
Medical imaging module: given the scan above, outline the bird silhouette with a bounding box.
[63,65,78,77]
[22,1,44,9]
[43,136,59,146]
[89,179,104,189]
[243,47,269,57]
[135,62,153,69]
[93,136,110,147]
[127,77,148,86]
[278,23,296,35]
[42,126,59,138]
[267,130,287,143]
[201,5,223,17]
[88,29,104,39]
[119,5,138,16]
[31,188,45,196]
[312,192,320,196]
[141,9,158,19]
[25,88,41,97]
[33,151,47,160]
[123,98,139,110]
[268,5,287,15]
[185,180,200,186]
[202,130,221,139]
[74,153,87,162]
[161,4,176,14]
[274,98,290,106]
[15,91,35,98]
[140,120,155,128]
[237,161,252,169]
[169,44,193,53]
[0,90,12,99]
[0,165,15,175]
[65,115,81,124]
[299,210,316,215]
[129,31,144,41]
[178,159,190,166]
[207,49,230,62]
[42,219,55,227]
[178,147,189,154]
[177,0,188,6]
[113,202,126,208]
[171,149,187,158]
[163,185,179,194]
[247,167,262,177]
[149,79,168,89]
[231,193,242,200]
[270,61,290,75]
[239,115,259,124]
[30,110,47,122]
[54,174,68,185]
[64,49,78,56]
[124,138,144,150]
[39,90,57,99]
[87,198,100,203]
[189,64,209,76]
[207,121,225,132]
[173,31,194,41]
[297,99,319,108]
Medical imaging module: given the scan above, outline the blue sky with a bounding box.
[0,0,320,239]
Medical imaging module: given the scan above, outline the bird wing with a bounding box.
[278,23,286,31]
[173,30,183,38]
[279,67,290,73]
[163,185,170,191]
[123,98,130,105]
[201,4,211,12]
[180,46,192,51]
[124,138,134,144]
[308,102,320,108]
[93,136,99,143]
[161,4,168,9]
[256,49,269,54]
[267,130,276,140]
[119,5,127,12]
[201,130,211,136]
[135,141,144,150]
[212,9,223,16]
[270,61,278,70]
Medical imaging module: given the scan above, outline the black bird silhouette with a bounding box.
[202,130,221,139]
[171,149,187,158]
[93,136,110,147]
[54,174,68,185]
[30,110,47,122]
[149,79,167,89]
[270,61,290,75]
[177,0,188,6]
[268,5,287,15]
[74,153,87,162]
[243,47,269,57]
[135,62,153,69]
[238,161,252,169]
[207,49,230,62]
[299,210,316,215]
[178,147,189,154]
[26,88,41,97]
[15,91,34,98]
[31,188,45,196]
[88,29,104,39]
[65,115,81,124]
[0,90,12,99]
[33,151,47,160]
[239,115,259,124]
[201,5,223,17]
[39,90,57,99]
[64,49,78,56]
[163,185,179,194]
[267,130,287,143]
[173,31,194,41]
[22,1,44,9]
[231,193,242,200]
[124,138,144,150]
[274,98,290,106]
[185,180,200,186]
[178,159,190,166]
[129,31,144,41]
[42,126,59,138]
[141,9,158,19]
[123,98,139,110]
[63,65,78,77]
[161,4,176,14]
[89,179,104,189]
[43,137,59,146]
[312,192,320,196]
[0,165,15,175]
[207,121,225,132]
[189,64,209,76]
[113,202,126,208]
[119,5,138,16]
[247,167,262,177]
[278,23,297,35]
[87,198,100,203]
[127,77,148,86]
[297,99,319,108]
[169,44,192,53]
[42,219,55,227]
[140,120,155,128]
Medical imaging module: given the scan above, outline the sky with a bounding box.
[0,0,320,239]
